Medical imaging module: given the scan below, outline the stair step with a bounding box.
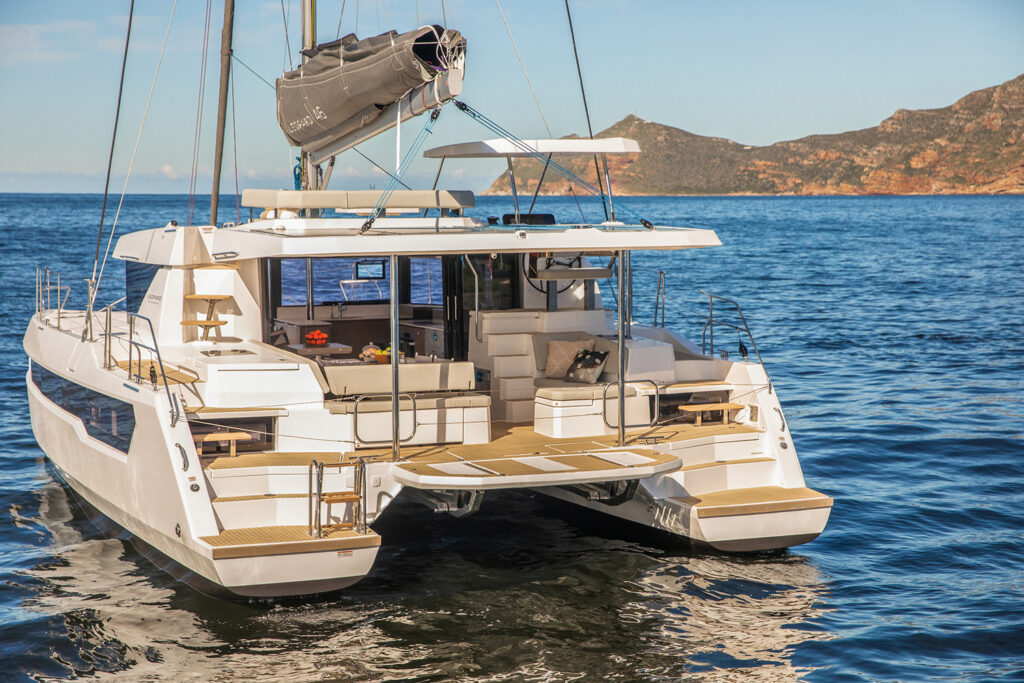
[185,294,232,301]
[497,397,535,423]
[321,491,360,505]
[678,457,777,494]
[670,486,833,519]
[492,354,533,377]
[679,456,774,471]
[203,451,346,470]
[212,493,304,503]
[199,525,379,559]
[181,319,227,326]
[496,375,535,400]
[486,332,531,355]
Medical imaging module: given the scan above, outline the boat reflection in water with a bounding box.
[22,484,833,680]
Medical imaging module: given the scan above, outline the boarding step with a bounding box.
[485,332,531,356]
[496,375,535,400]
[492,354,533,377]
[203,452,350,498]
[653,429,764,466]
[669,486,833,519]
[493,397,535,423]
[677,457,778,495]
[198,525,379,560]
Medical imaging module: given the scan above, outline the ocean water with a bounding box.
[0,193,1021,681]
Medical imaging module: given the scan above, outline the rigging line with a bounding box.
[187,0,214,227]
[336,0,348,39]
[361,108,440,232]
[495,0,559,218]
[454,101,652,227]
[564,0,607,221]
[280,0,293,65]
[440,0,447,27]
[494,1,551,137]
[230,66,240,225]
[352,147,412,189]
[93,1,178,297]
[90,0,135,289]
[231,54,275,89]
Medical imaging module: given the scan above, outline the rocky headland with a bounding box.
[483,73,1024,196]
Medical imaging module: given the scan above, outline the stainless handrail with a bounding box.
[463,255,483,342]
[353,393,418,445]
[650,272,766,369]
[120,311,184,427]
[698,290,765,367]
[602,379,660,430]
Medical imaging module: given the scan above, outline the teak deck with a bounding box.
[350,422,761,465]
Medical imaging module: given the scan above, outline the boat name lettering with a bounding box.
[287,106,328,135]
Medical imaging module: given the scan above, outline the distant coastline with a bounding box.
[484,74,1024,197]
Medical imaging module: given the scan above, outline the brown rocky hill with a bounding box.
[484,73,1024,195]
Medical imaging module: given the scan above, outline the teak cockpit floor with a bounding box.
[348,421,761,465]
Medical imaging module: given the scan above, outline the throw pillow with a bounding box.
[544,339,595,378]
[566,349,609,384]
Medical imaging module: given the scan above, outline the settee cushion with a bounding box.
[533,378,637,401]
[324,360,475,396]
[326,391,491,414]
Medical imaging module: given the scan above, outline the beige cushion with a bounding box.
[533,378,637,401]
[531,331,596,370]
[544,339,595,379]
[324,361,475,396]
[326,392,491,414]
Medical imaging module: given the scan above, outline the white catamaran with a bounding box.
[24,3,831,598]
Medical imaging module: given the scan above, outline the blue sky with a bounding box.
[1,0,1022,194]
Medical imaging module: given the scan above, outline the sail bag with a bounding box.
[276,25,465,155]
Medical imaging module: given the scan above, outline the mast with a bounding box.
[210,0,235,225]
[301,0,318,192]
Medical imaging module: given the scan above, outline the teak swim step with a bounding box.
[199,525,380,559]
[672,486,833,519]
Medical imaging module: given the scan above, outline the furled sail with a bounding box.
[276,25,466,163]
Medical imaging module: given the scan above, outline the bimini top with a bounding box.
[241,189,474,211]
[423,137,640,158]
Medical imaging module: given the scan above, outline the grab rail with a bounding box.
[353,393,418,445]
[464,255,483,342]
[602,379,660,430]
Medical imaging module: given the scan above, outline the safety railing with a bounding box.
[308,459,367,539]
[652,272,765,367]
[116,310,184,428]
[34,267,72,330]
[36,266,192,428]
